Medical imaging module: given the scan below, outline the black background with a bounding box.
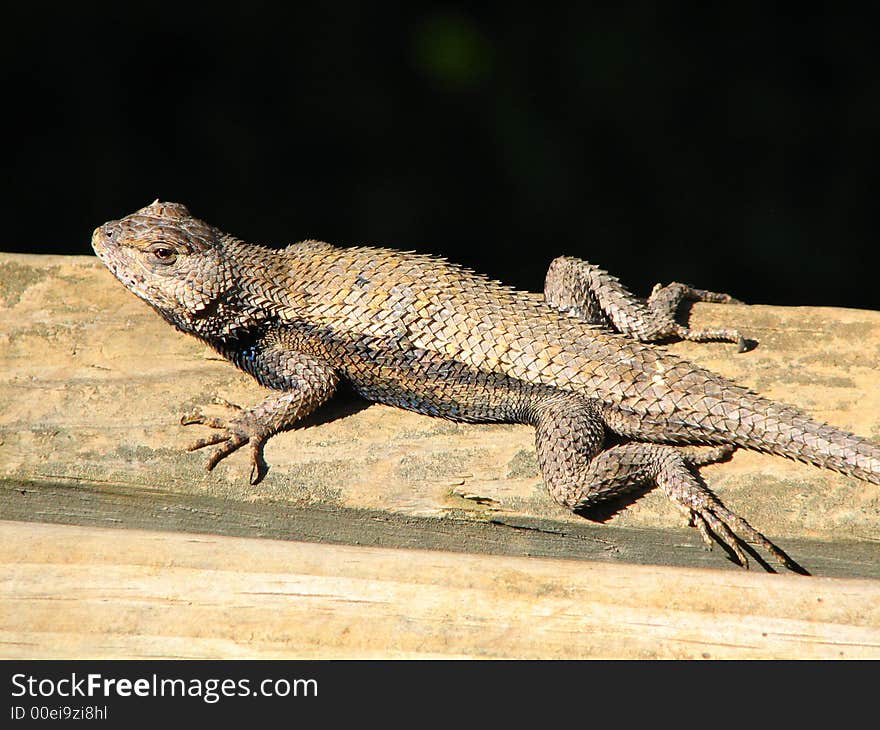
[4,3,879,309]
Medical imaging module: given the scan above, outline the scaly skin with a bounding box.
[91,201,880,572]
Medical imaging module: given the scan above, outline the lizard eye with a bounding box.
[147,243,177,264]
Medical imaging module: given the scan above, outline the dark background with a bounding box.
[3,3,878,308]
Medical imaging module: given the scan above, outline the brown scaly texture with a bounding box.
[91,201,880,572]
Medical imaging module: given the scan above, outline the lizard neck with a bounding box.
[170,236,332,356]
[174,235,292,346]
[226,235,316,321]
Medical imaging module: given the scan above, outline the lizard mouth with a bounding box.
[90,227,107,256]
[90,227,145,294]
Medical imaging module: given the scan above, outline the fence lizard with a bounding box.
[92,201,880,572]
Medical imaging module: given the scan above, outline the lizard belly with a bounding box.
[326,335,535,423]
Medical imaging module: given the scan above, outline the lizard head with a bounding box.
[92,200,235,335]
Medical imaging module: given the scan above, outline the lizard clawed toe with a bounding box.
[211,396,244,411]
[665,459,808,574]
[689,505,752,569]
[181,410,229,431]
[684,499,808,574]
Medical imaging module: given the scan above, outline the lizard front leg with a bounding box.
[182,347,339,484]
[544,256,750,351]
[529,393,804,572]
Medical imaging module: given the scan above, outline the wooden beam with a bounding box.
[1,253,880,576]
[3,520,879,659]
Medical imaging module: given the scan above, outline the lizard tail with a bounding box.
[731,394,880,485]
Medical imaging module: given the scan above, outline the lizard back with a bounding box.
[270,242,880,482]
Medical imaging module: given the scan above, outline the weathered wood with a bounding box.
[1,252,880,578]
[2,519,879,659]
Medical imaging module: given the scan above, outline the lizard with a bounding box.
[91,200,880,573]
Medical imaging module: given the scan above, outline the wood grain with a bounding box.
[3,519,879,659]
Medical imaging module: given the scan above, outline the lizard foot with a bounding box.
[652,283,745,306]
[650,283,755,352]
[667,474,808,574]
[181,399,269,485]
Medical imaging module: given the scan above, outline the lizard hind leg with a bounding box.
[544,256,750,351]
[530,395,804,573]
